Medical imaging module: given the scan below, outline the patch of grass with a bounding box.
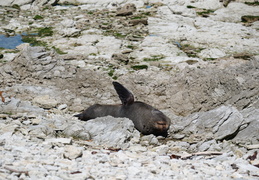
[180,44,204,58]
[38,27,54,37]
[5,50,19,53]
[22,36,47,47]
[4,29,15,35]
[12,4,20,10]
[241,15,259,23]
[141,12,151,16]
[87,11,94,15]
[52,46,67,54]
[187,5,196,8]
[197,9,215,17]
[33,15,44,20]
[143,55,165,62]
[43,6,51,11]
[103,30,127,39]
[107,69,118,80]
[131,65,148,70]
[108,69,115,77]
[126,45,136,49]
[245,2,259,6]
[113,32,127,39]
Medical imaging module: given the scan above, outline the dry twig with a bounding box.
[170,151,223,160]
[0,91,5,102]
[4,166,29,176]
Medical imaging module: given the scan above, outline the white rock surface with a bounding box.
[0,1,259,179]
[32,95,58,109]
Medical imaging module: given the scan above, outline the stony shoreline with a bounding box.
[0,0,259,179]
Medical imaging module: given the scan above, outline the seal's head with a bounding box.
[113,81,171,137]
[151,109,171,136]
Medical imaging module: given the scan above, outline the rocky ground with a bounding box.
[0,0,259,179]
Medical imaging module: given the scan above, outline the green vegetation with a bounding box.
[107,69,118,80]
[180,44,204,58]
[187,5,196,8]
[12,4,20,10]
[87,11,94,15]
[38,27,54,37]
[241,16,259,23]
[5,50,19,53]
[43,6,51,11]
[126,45,136,50]
[108,69,115,77]
[197,9,215,16]
[0,54,3,59]
[52,46,67,54]
[143,55,165,62]
[22,36,47,47]
[245,2,259,6]
[113,32,127,39]
[131,65,148,70]
[4,29,15,34]
[33,15,44,20]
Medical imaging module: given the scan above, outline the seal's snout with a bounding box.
[154,120,170,131]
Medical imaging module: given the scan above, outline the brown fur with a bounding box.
[74,82,171,137]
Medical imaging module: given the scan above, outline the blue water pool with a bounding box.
[0,34,24,49]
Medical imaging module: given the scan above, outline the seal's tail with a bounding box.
[74,113,82,119]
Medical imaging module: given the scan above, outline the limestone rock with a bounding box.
[64,145,83,160]
[116,3,136,16]
[0,0,32,6]
[32,95,58,109]
[0,97,44,115]
[112,53,128,63]
[45,138,72,145]
[170,105,259,145]
[232,108,259,144]
[129,18,148,26]
[60,28,81,37]
[83,116,139,148]
[212,2,259,23]
[63,123,90,140]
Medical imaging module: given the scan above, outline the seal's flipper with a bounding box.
[113,82,134,105]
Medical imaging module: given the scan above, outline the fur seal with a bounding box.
[74,82,171,137]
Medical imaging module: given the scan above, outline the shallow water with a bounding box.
[0,34,23,49]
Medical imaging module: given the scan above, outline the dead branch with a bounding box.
[170,151,223,160]
[0,91,5,102]
[4,166,29,176]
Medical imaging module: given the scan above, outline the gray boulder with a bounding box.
[0,97,44,115]
[169,105,259,145]
[179,105,244,141]
[82,116,139,148]
[62,116,140,148]
[232,107,259,145]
